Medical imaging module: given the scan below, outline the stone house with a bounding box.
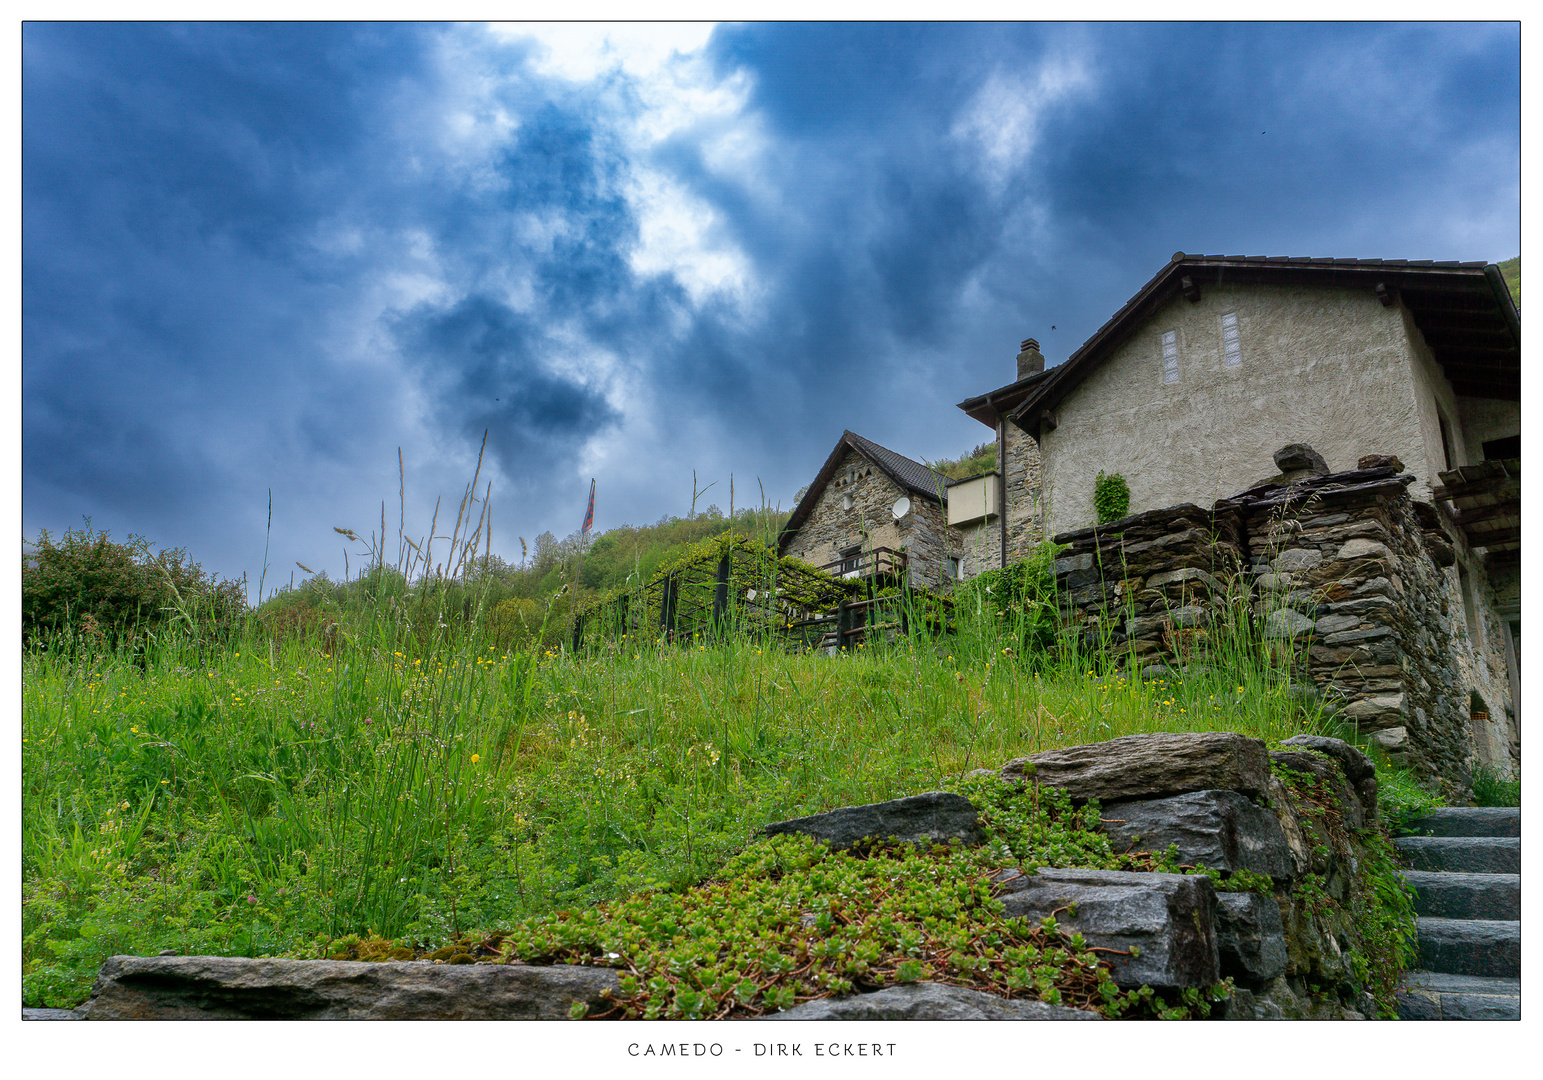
[957,252,1520,778]
[777,431,962,591]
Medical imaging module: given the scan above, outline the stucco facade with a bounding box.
[1037,282,1442,537]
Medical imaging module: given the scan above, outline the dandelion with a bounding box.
[471,754,481,764]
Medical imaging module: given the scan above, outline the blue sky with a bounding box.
[21,22,1521,594]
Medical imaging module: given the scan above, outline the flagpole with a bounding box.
[573,478,595,651]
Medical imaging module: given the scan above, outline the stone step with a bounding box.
[1415,918,1521,979]
[1404,871,1522,920]
[1396,971,1521,1020]
[1395,836,1520,874]
[1404,807,1520,838]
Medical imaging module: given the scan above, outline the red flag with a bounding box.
[582,478,595,534]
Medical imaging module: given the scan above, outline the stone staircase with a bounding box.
[1394,807,1521,1020]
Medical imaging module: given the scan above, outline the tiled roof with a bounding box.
[842,431,950,500]
[777,430,951,554]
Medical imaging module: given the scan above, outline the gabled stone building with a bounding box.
[777,430,962,591]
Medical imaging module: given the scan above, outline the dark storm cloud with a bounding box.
[396,293,621,476]
[21,22,1519,585]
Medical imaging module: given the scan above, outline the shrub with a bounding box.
[954,542,1064,654]
[1093,471,1130,525]
[22,524,246,648]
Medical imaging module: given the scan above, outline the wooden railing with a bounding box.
[812,546,907,581]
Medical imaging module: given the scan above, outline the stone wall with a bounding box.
[1050,456,1517,788]
[1001,421,1044,564]
[782,448,959,591]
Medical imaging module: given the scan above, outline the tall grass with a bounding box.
[21,469,1338,1008]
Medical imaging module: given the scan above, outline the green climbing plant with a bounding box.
[1093,472,1130,525]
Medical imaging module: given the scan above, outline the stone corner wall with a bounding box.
[1002,422,1044,563]
[1049,460,1505,789]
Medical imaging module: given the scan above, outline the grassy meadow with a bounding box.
[21,578,1337,1010]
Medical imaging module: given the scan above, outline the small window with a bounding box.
[839,545,863,577]
[945,556,961,580]
[1222,312,1242,367]
[1161,330,1179,383]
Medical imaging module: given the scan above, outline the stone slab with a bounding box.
[999,732,1271,802]
[1414,918,1521,979]
[77,955,619,1020]
[758,983,1101,1020]
[1214,891,1288,986]
[993,867,1219,990]
[1395,837,1521,875]
[760,792,982,851]
[1396,972,1521,1021]
[1404,807,1521,838]
[1404,871,1520,920]
[1097,789,1295,882]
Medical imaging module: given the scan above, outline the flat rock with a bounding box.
[760,791,981,851]
[1396,971,1520,1021]
[999,731,1270,802]
[1414,918,1520,979]
[1404,871,1520,920]
[993,867,1219,990]
[77,955,619,1020]
[759,982,1101,1020]
[1097,789,1295,882]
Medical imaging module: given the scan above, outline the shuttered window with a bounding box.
[1222,312,1242,366]
[1161,330,1179,383]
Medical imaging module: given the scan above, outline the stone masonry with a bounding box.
[1050,455,1515,789]
[783,448,960,591]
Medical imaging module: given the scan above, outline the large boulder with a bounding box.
[760,983,1100,1020]
[760,792,981,851]
[999,732,1271,802]
[76,955,618,1020]
[1096,789,1295,882]
[993,868,1219,990]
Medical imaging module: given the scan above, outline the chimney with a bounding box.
[1016,338,1044,380]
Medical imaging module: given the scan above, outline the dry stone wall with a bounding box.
[1050,456,1513,789]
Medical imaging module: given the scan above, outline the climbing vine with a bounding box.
[1094,471,1130,525]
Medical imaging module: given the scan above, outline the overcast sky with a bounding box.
[21,21,1521,597]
